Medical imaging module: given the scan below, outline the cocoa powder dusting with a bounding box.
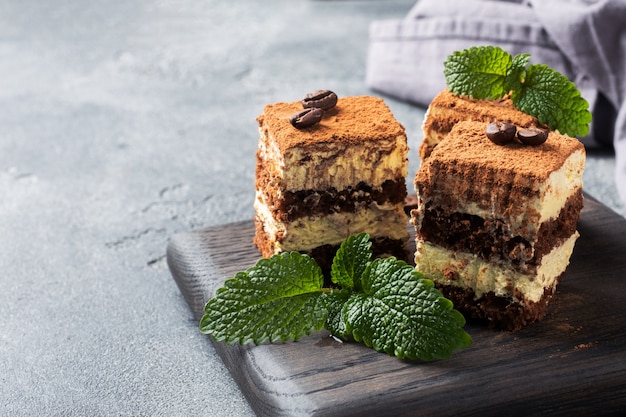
[257,96,406,153]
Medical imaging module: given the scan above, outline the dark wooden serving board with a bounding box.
[167,194,626,416]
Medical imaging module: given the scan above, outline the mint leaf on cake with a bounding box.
[200,233,472,361]
[512,63,592,138]
[443,45,591,137]
[505,52,530,94]
[443,45,513,99]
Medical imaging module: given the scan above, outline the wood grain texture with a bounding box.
[167,195,626,416]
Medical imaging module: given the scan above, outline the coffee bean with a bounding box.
[302,90,338,110]
[517,127,548,146]
[486,121,516,145]
[289,107,324,129]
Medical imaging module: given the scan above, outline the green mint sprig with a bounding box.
[443,45,592,138]
[200,233,472,361]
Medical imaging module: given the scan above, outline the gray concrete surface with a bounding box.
[0,1,622,416]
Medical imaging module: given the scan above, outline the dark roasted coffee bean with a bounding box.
[517,127,548,145]
[486,121,516,145]
[289,107,324,128]
[302,90,338,110]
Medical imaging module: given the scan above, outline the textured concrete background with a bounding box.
[0,0,622,416]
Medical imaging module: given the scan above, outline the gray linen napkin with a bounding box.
[366,0,626,204]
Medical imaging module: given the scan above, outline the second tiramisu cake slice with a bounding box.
[412,120,585,330]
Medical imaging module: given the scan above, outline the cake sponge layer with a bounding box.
[416,231,578,305]
[254,193,408,254]
[416,191,583,273]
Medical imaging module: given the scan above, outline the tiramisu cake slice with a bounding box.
[420,89,540,159]
[254,93,410,270]
[412,120,585,330]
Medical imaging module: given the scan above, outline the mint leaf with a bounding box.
[342,257,472,361]
[330,232,372,291]
[512,64,592,137]
[199,251,328,344]
[324,289,351,337]
[443,45,512,100]
[443,46,591,137]
[199,234,471,361]
[504,53,529,94]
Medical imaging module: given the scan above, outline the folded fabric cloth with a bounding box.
[366,0,626,204]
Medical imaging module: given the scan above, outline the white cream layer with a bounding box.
[415,231,579,304]
[255,193,408,253]
[258,130,408,192]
